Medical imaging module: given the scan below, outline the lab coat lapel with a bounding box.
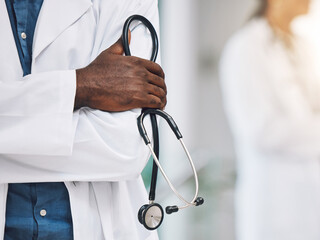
[32,0,92,60]
[0,1,23,78]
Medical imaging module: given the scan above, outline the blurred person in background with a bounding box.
[219,0,320,239]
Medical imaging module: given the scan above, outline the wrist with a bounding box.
[74,68,89,110]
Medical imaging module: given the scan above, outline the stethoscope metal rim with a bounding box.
[142,203,164,230]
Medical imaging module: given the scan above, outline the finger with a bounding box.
[143,95,165,109]
[145,62,165,79]
[146,83,167,100]
[147,73,167,93]
[129,56,165,78]
[130,88,166,110]
[107,30,131,55]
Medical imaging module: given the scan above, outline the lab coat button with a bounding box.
[21,32,27,39]
[40,209,47,217]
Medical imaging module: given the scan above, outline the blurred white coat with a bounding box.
[220,18,320,240]
[0,0,160,239]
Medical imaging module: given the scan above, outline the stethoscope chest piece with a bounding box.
[138,203,164,230]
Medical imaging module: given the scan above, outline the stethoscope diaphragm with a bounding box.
[138,203,164,230]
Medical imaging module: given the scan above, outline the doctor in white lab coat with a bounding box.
[220,0,320,239]
[0,0,165,239]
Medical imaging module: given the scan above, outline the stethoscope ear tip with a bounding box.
[165,205,179,214]
[195,197,204,206]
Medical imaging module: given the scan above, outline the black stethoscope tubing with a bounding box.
[122,15,203,231]
[122,15,160,203]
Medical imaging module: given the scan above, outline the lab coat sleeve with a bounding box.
[0,0,161,183]
[219,35,320,158]
[0,70,76,155]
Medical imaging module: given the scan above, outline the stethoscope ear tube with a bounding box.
[138,109,202,208]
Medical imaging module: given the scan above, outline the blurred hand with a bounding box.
[75,32,166,111]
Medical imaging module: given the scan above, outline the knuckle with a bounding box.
[148,97,161,109]
[154,62,161,69]
[131,57,143,65]
[133,93,147,106]
[139,70,148,78]
[140,81,149,91]
[127,57,142,69]
[155,63,165,77]
[150,98,157,105]
[128,56,137,62]
[160,68,165,78]
[132,94,142,104]
[153,85,160,94]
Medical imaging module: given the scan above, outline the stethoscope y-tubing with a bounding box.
[138,109,200,209]
[122,15,160,202]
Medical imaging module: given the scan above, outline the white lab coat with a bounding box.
[0,0,160,239]
[220,18,320,240]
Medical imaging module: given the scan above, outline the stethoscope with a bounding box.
[122,15,204,231]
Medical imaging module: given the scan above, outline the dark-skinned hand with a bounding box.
[75,32,166,112]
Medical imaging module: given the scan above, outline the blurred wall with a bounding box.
[156,0,257,239]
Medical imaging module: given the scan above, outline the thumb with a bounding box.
[107,30,131,55]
